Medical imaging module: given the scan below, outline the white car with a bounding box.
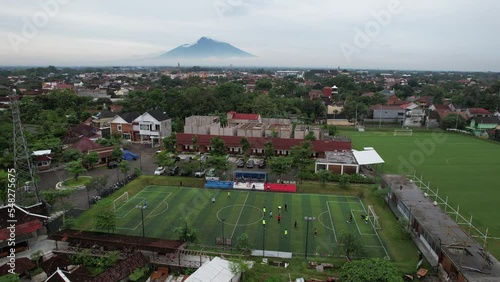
[195,169,206,177]
[154,167,165,175]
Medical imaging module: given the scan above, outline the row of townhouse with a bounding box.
[99,110,172,144]
[175,133,352,158]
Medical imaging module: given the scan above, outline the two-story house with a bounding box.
[109,112,140,141]
[133,110,172,145]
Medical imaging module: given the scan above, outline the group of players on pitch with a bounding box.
[261,204,303,238]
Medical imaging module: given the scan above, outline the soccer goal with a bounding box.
[367,205,381,230]
[113,192,129,211]
[393,129,413,136]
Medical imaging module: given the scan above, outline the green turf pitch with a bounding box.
[342,130,500,257]
[109,186,387,259]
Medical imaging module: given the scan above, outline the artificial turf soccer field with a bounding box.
[110,186,388,258]
[341,130,500,256]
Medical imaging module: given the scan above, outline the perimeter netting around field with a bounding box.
[393,129,413,136]
[113,192,129,211]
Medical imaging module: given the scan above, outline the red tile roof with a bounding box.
[176,134,351,152]
[229,112,260,120]
[467,108,492,115]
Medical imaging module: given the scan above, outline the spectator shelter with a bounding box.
[314,148,384,174]
[382,174,500,282]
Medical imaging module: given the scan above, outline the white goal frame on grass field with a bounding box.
[393,129,413,136]
[367,205,381,230]
[113,192,129,211]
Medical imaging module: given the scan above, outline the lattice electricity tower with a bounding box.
[10,89,41,204]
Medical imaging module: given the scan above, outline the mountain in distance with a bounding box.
[157,37,255,59]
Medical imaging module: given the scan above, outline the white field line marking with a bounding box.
[326,202,338,242]
[117,193,172,230]
[317,211,334,231]
[359,198,390,259]
[230,192,249,239]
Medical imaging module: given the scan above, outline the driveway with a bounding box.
[37,143,159,211]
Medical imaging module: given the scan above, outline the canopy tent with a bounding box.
[352,148,384,165]
[122,150,139,160]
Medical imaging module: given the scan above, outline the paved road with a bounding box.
[38,143,158,211]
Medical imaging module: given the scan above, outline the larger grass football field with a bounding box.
[83,186,388,259]
[342,130,500,256]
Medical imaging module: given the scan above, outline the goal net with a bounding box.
[367,205,381,230]
[113,192,129,211]
[393,129,413,136]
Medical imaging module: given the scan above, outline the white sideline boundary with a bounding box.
[326,202,338,242]
[359,198,390,259]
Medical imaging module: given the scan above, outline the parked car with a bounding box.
[258,159,266,168]
[154,167,165,175]
[246,159,254,168]
[236,158,245,168]
[170,166,179,175]
[107,161,118,169]
[195,169,206,177]
[179,169,191,176]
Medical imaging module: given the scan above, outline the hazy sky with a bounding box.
[0,0,499,71]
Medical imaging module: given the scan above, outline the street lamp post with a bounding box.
[86,185,91,209]
[222,218,225,250]
[135,198,147,237]
[304,216,316,259]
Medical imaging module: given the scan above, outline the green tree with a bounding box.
[94,204,116,233]
[269,157,293,181]
[162,133,177,153]
[41,188,76,221]
[235,233,251,254]
[317,169,332,187]
[229,258,252,281]
[338,231,361,258]
[82,152,99,170]
[339,174,351,188]
[264,141,275,160]
[192,135,199,152]
[305,131,316,141]
[440,113,466,130]
[155,151,176,169]
[1,274,20,282]
[118,161,130,178]
[240,137,250,156]
[111,147,123,162]
[85,175,108,198]
[66,159,86,180]
[340,258,402,282]
[174,220,198,243]
[207,155,230,178]
[209,136,226,156]
[255,78,273,91]
[62,149,84,162]
[290,141,314,172]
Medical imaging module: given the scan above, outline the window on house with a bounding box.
[122,133,131,140]
[140,124,150,130]
[117,124,122,131]
[156,124,160,131]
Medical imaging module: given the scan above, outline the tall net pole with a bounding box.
[10,89,41,204]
